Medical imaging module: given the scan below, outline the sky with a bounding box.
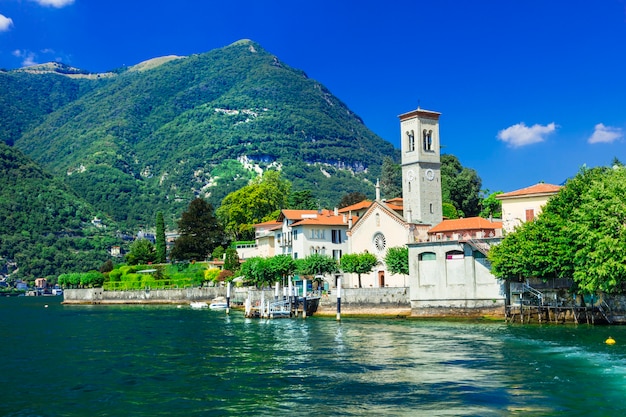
[1,0,625,194]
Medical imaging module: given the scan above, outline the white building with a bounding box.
[496,183,562,233]
[275,209,351,263]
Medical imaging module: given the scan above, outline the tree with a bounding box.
[479,191,503,219]
[99,259,114,274]
[267,255,297,285]
[223,247,240,272]
[297,254,339,278]
[380,156,402,199]
[211,246,225,261]
[340,252,378,288]
[338,192,368,209]
[287,190,318,210]
[239,256,272,287]
[125,239,156,265]
[155,212,166,263]
[385,247,409,276]
[170,198,225,261]
[489,164,626,293]
[441,154,482,217]
[217,171,291,240]
[442,202,459,220]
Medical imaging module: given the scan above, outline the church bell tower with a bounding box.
[399,107,443,225]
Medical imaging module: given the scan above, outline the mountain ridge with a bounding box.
[6,39,398,229]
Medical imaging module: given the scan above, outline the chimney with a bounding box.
[334,207,338,216]
[375,178,381,201]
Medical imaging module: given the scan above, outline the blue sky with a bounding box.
[1,0,625,194]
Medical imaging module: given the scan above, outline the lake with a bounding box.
[1,296,625,416]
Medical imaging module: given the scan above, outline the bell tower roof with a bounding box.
[398,108,441,122]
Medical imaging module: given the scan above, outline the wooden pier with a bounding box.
[506,305,611,324]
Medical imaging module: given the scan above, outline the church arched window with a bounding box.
[407,130,415,152]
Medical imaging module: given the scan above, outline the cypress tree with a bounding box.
[155,212,166,263]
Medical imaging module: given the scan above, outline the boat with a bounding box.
[189,301,208,309]
[209,297,228,310]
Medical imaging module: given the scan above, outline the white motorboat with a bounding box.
[190,301,208,309]
[209,297,228,310]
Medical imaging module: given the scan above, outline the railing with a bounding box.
[598,300,613,324]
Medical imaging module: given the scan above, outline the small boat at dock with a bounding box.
[190,301,208,309]
[209,297,228,310]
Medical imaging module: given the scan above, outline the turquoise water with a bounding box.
[2,297,626,416]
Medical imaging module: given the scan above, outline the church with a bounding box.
[344,107,506,315]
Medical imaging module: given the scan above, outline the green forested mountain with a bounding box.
[0,143,121,279]
[5,40,397,229]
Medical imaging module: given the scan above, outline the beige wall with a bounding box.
[501,195,551,233]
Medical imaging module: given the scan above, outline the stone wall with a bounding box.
[63,287,243,304]
[64,286,504,318]
[317,287,411,316]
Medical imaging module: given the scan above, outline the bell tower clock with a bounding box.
[399,107,443,226]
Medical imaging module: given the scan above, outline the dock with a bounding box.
[244,296,320,319]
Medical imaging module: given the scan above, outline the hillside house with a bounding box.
[496,183,562,233]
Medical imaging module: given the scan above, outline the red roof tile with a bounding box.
[497,183,561,199]
[338,200,372,213]
[429,217,502,234]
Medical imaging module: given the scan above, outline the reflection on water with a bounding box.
[2,297,626,416]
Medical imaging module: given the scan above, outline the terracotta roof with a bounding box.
[338,200,372,213]
[385,197,403,206]
[385,202,403,211]
[254,220,281,227]
[292,215,353,227]
[280,209,328,220]
[497,183,561,199]
[428,217,502,234]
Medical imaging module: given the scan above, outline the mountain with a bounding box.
[0,143,121,279]
[5,40,398,229]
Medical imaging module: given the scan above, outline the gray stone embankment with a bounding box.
[62,287,412,316]
[316,287,412,317]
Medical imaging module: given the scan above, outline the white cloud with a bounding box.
[588,123,623,144]
[497,122,556,148]
[0,14,14,32]
[13,49,38,67]
[31,0,75,7]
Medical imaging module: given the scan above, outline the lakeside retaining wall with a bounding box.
[63,287,414,316]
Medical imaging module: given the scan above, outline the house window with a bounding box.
[407,130,415,152]
[429,203,433,214]
[332,249,342,260]
[375,213,380,227]
[293,229,298,240]
[332,229,343,244]
[525,209,535,222]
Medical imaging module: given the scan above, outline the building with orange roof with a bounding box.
[496,182,561,232]
[428,217,502,241]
